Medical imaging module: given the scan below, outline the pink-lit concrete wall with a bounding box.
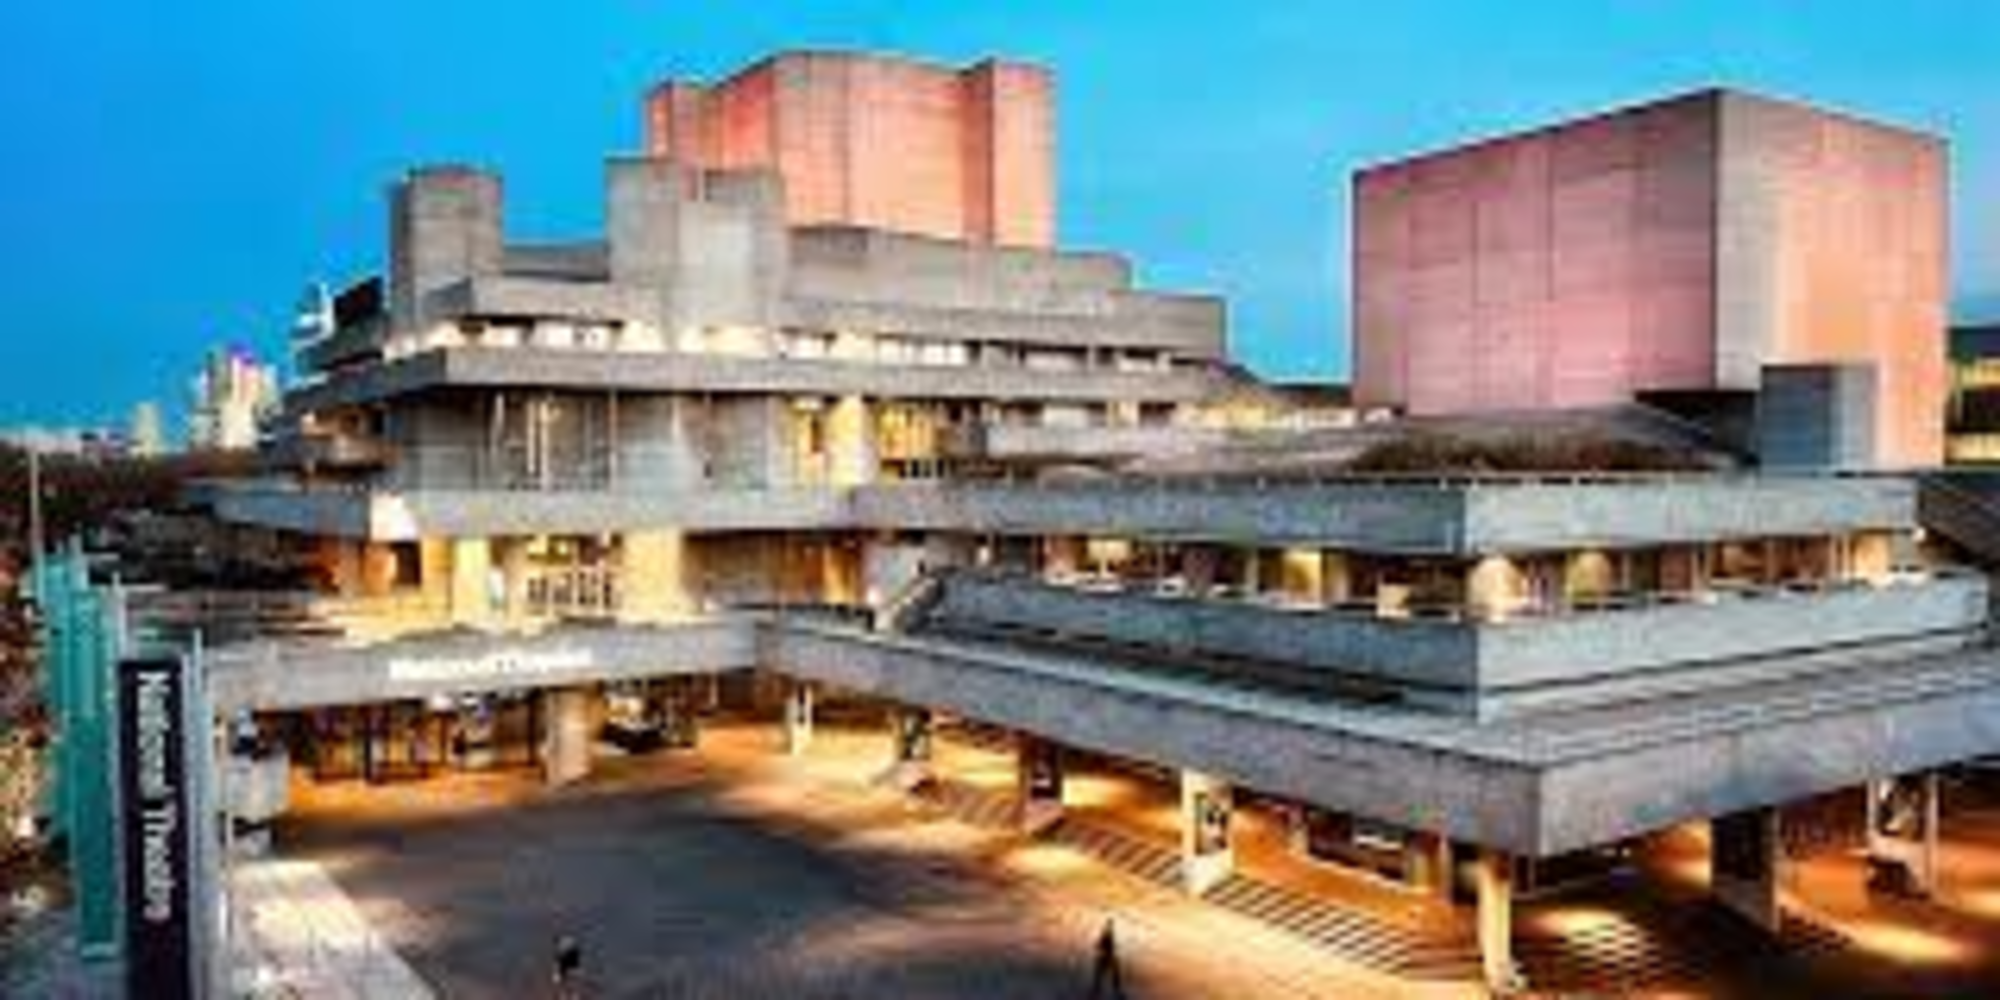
[1353,90,1948,467]
[1715,93,1948,468]
[645,53,1054,248]
[1354,94,1722,416]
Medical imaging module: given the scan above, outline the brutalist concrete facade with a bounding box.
[646,52,1054,247]
[1354,89,1948,468]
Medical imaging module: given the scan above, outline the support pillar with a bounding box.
[884,708,935,790]
[620,530,693,623]
[448,537,497,629]
[1475,848,1521,995]
[1179,770,1234,897]
[1014,735,1066,836]
[1867,772,1941,897]
[1407,830,1456,900]
[783,682,816,756]
[827,394,874,487]
[541,687,593,786]
[1711,807,1783,932]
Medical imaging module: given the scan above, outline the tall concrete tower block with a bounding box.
[390,166,504,333]
[644,52,1055,248]
[1352,90,1948,468]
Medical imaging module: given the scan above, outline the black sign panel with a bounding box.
[117,655,195,1000]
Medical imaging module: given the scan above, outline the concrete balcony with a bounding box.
[204,479,852,540]
[939,422,1234,463]
[851,474,1917,555]
[289,345,1222,413]
[917,569,1990,718]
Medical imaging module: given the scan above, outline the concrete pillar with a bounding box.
[1407,830,1456,900]
[1045,536,1085,579]
[1468,555,1524,621]
[327,540,364,598]
[1179,770,1235,897]
[541,687,593,786]
[498,537,530,626]
[885,708,935,790]
[1322,551,1353,605]
[827,395,874,487]
[1015,735,1066,836]
[1280,548,1324,603]
[1867,772,1941,897]
[1711,807,1783,932]
[1241,549,1264,595]
[783,682,815,756]
[448,537,497,628]
[1181,545,1217,596]
[1475,849,1521,994]
[620,530,694,622]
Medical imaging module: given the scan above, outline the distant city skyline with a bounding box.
[3,0,1996,425]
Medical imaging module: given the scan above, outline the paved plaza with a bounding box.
[275,721,1441,999]
[262,718,2000,999]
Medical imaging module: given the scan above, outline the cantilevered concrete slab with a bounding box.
[208,611,2000,859]
[209,473,1914,552]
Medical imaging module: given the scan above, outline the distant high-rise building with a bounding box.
[645,51,1055,248]
[129,401,166,457]
[188,345,280,451]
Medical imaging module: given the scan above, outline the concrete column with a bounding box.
[1468,555,1524,621]
[1322,551,1353,605]
[1279,548,1324,603]
[885,708,935,790]
[1045,536,1085,579]
[783,682,815,756]
[1407,830,1456,900]
[448,537,497,629]
[1015,735,1066,836]
[498,537,530,627]
[1475,849,1521,994]
[620,530,694,622]
[327,540,364,598]
[1867,772,1941,897]
[1181,545,1217,596]
[827,395,874,487]
[541,687,593,786]
[1711,807,1783,932]
[1179,770,1235,897]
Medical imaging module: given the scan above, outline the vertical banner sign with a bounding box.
[117,655,196,1000]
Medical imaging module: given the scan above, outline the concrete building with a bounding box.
[169,60,2000,996]
[645,51,1054,247]
[1352,89,1949,469]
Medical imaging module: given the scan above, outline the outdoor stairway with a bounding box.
[917,778,1481,982]
[1513,886,1851,994]
[1203,875,1482,981]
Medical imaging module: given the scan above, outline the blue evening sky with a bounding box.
[3,0,1996,427]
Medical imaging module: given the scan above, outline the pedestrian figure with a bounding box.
[552,933,583,998]
[1089,918,1126,1000]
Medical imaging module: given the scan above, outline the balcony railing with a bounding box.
[524,566,619,620]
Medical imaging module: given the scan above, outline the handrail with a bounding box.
[941,564,1976,629]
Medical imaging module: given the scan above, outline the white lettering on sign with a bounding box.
[133,668,179,923]
[387,647,596,686]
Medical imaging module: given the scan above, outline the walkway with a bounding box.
[231,856,435,999]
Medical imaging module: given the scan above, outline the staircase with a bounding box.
[874,572,947,634]
[1919,471,2000,572]
[915,778,1481,982]
[1513,883,1851,994]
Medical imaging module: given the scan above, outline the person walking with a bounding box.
[552,933,583,998]
[1089,918,1126,1000]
